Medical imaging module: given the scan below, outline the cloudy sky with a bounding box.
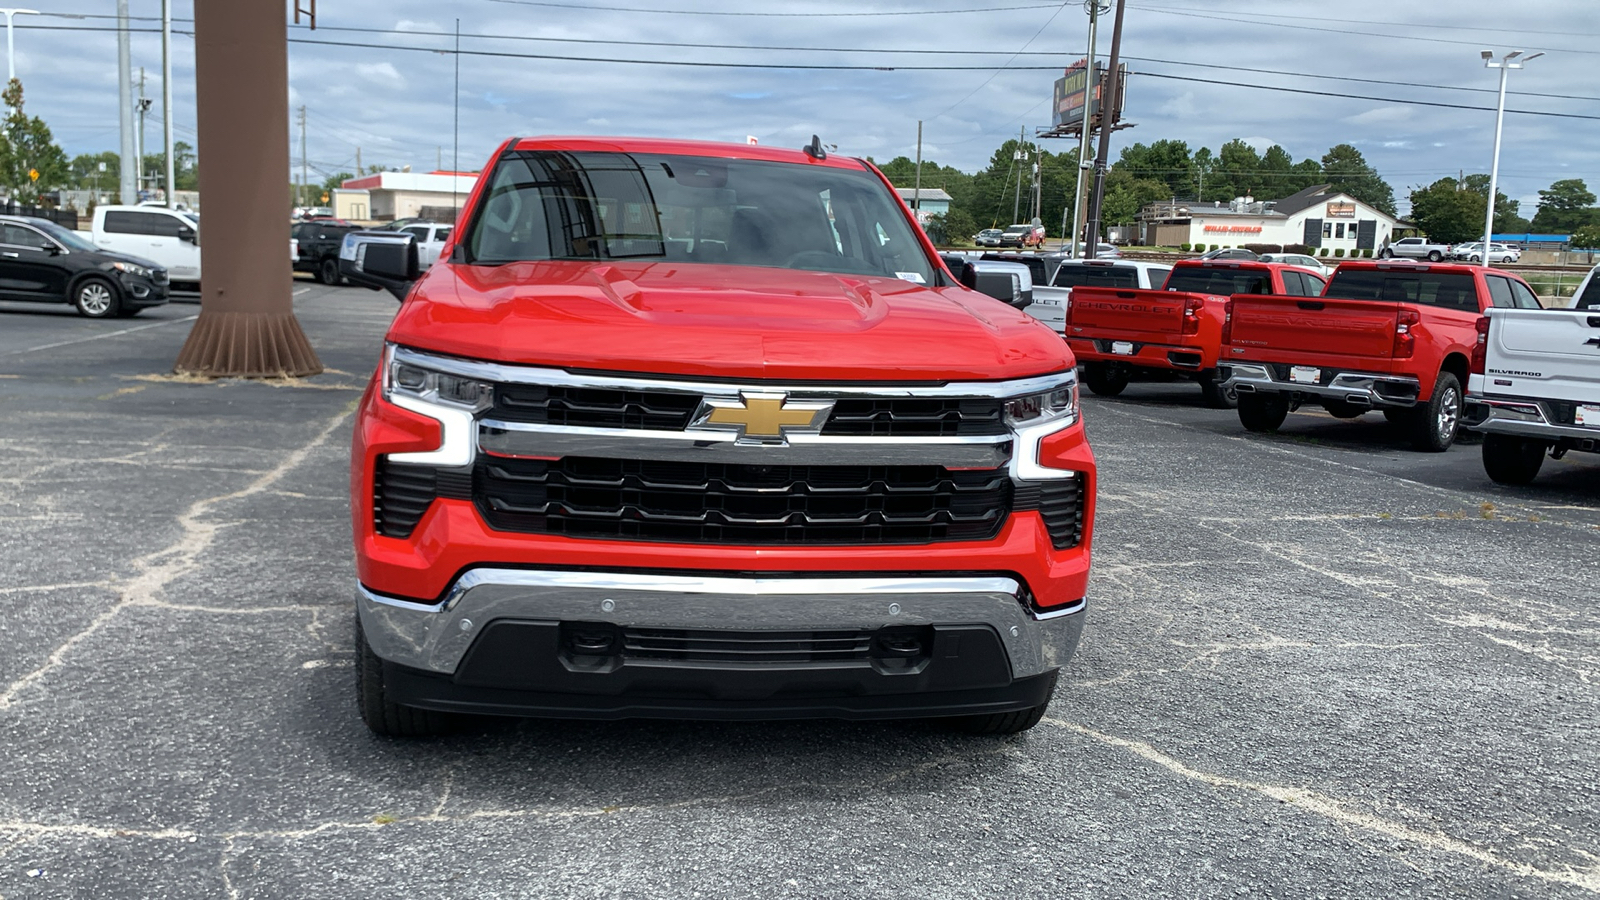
[17,1,1599,217]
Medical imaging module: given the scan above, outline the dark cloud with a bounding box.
[17,1,1598,214]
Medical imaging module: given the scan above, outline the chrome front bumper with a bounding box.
[1465,394,1600,444]
[1222,362,1422,408]
[358,569,1085,681]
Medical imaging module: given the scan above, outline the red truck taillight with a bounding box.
[1220,299,1234,345]
[1181,295,1204,335]
[1471,315,1490,374]
[1393,309,1421,359]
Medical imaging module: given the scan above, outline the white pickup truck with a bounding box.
[1024,258,1173,335]
[89,205,201,289]
[1465,295,1600,483]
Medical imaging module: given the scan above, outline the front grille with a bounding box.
[489,384,1007,437]
[491,384,700,430]
[821,398,1006,436]
[474,456,1011,544]
[621,627,874,663]
[1015,478,1087,549]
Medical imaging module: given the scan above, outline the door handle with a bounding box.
[1297,300,1324,310]
[1,251,17,258]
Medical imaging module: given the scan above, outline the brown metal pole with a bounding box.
[174,0,320,377]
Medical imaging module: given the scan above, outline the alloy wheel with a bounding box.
[79,283,113,316]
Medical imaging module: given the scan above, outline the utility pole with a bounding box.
[136,67,150,196]
[116,0,136,204]
[1084,0,1126,259]
[298,104,307,209]
[1012,126,1025,225]
[162,0,174,206]
[912,119,923,226]
[437,146,441,170]
[174,0,320,377]
[355,146,361,173]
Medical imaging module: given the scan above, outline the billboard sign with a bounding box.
[1052,59,1128,130]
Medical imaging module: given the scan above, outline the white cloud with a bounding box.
[355,63,404,89]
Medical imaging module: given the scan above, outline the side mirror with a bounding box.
[43,243,61,256]
[339,231,418,302]
[177,225,197,244]
[973,270,1024,308]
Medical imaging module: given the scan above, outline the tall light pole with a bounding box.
[1479,49,1542,267]
[162,0,175,206]
[116,0,136,204]
[0,8,38,82]
[1068,0,1104,259]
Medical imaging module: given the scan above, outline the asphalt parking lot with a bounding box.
[1,284,1597,898]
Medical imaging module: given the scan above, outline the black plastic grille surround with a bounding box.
[621,627,875,663]
[373,461,471,538]
[1014,479,1087,549]
[487,384,1006,437]
[474,456,1012,545]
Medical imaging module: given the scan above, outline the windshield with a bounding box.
[1573,272,1600,309]
[1164,267,1271,295]
[35,220,96,252]
[1052,264,1140,289]
[463,150,936,284]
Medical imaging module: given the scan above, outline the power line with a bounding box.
[480,0,1065,16]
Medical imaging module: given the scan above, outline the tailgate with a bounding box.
[1228,294,1399,361]
[1069,287,1191,336]
[1483,308,1600,404]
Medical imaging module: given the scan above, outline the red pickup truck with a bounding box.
[1066,260,1327,408]
[337,136,1096,736]
[1219,260,1539,451]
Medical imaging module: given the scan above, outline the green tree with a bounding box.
[70,150,119,190]
[0,79,69,204]
[1212,139,1263,200]
[1571,224,1600,250]
[927,207,978,245]
[1460,173,1530,233]
[1321,143,1396,215]
[321,171,355,194]
[1531,178,1597,232]
[1408,178,1484,244]
[1114,139,1191,198]
[1190,147,1216,201]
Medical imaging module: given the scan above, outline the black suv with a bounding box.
[292,219,362,284]
[0,215,169,318]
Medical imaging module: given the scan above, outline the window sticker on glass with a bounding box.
[894,271,926,284]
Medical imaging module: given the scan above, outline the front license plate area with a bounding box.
[1111,341,1134,356]
[1577,405,1600,427]
[1289,365,1321,384]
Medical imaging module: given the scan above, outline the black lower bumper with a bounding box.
[383,619,1057,722]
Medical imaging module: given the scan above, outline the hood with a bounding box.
[95,248,165,271]
[387,260,1071,381]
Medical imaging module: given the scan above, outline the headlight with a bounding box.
[112,261,153,278]
[1004,384,1079,428]
[380,346,491,467]
[385,355,493,411]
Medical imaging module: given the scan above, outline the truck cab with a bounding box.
[91,205,201,289]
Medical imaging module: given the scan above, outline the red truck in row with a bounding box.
[1066,260,1328,408]
[1218,260,1543,451]
[338,136,1096,736]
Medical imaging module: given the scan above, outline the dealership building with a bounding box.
[332,170,479,222]
[1136,184,1407,252]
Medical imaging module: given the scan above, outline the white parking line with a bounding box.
[9,315,201,357]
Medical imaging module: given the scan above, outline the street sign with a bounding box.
[28,168,38,182]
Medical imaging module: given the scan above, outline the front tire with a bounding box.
[1482,434,1547,484]
[73,277,121,318]
[1083,363,1130,397]
[1238,393,1289,432]
[318,257,342,286]
[356,617,460,737]
[1409,372,1462,452]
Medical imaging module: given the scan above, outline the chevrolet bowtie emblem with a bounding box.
[690,392,834,444]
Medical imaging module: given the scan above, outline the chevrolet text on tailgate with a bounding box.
[339,136,1097,736]
[1065,260,1326,408]
[1219,260,1539,451]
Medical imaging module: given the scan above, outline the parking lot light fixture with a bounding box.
[1480,49,1541,268]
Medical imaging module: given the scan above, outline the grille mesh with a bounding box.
[474,456,1011,545]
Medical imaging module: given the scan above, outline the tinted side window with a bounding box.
[1485,275,1516,308]
[104,211,145,235]
[2,224,50,249]
[1281,271,1306,296]
[1303,273,1326,295]
[1325,270,1478,310]
[1509,280,1542,309]
[109,211,184,237]
[1575,275,1600,310]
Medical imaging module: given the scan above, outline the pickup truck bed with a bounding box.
[1221,260,1538,451]
[1466,306,1600,482]
[1066,260,1324,408]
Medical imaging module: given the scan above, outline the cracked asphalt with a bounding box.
[1,283,1597,898]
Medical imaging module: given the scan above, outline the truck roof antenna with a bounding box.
[803,135,827,160]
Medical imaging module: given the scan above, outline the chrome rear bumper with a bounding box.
[1222,362,1421,408]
